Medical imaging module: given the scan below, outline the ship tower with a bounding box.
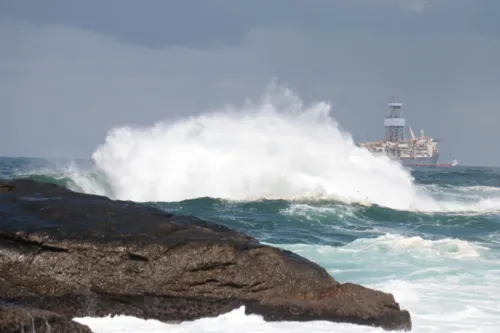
[384,101,405,142]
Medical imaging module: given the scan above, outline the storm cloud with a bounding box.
[1,0,499,165]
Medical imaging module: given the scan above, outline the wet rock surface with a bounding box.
[0,179,412,331]
[0,303,92,333]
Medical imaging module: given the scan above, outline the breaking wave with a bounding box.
[9,83,500,214]
[87,84,499,213]
[92,84,424,211]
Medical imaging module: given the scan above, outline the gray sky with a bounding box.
[1,0,499,166]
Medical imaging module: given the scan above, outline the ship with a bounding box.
[356,100,459,168]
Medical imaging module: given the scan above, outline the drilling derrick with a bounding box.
[384,102,405,142]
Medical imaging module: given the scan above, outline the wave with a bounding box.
[90,83,426,211]
[347,234,487,259]
[277,234,488,262]
[8,83,500,214]
[73,306,386,333]
[414,167,500,187]
[85,83,499,213]
[13,163,113,198]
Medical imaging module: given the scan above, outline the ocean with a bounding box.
[1,90,499,332]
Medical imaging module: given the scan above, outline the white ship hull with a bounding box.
[399,153,439,167]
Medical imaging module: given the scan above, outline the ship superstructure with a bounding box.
[357,101,444,167]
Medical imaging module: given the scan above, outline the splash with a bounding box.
[346,234,486,259]
[91,84,443,211]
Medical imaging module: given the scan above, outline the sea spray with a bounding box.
[8,85,500,214]
[91,84,437,211]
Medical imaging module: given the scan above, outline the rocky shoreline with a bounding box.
[0,179,412,332]
[0,303,93,333]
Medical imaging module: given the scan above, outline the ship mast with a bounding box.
[384,100,405,142]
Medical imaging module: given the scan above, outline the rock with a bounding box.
[0,303,93,333]
[0,179,412,331]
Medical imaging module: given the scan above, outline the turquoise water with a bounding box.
[2,156,500,332]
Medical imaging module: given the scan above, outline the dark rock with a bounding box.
[0,179,412,331]
[0,304,93,333]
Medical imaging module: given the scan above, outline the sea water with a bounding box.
[3,86,499,332]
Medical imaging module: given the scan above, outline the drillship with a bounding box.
[357,100,458,167]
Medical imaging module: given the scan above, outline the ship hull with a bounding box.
[397,153,439,167]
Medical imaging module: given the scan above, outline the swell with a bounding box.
[20,174,72,187]
[10,169,113,198]
[8,170,500,224]
[413,167,500,187]
[4,155,500,248]
[150,198,500,249]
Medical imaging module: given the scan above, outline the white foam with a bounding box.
[90,83,487,213]
[92,84,421,211]
[74,306,385,333]
[274,234,488,265]
[283,238,500,332]
[349,234,487,259]
[455,186,500,193]
[62,165,110,197]
[280,203,362,221]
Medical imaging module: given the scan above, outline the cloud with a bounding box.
[0,20,271,158]
[1,1,499,165]
[2,1,498,47]
[397,0,427,11]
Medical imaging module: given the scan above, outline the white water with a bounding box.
[74,234,500,333]
[86,84,499,213]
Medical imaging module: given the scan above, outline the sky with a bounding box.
[1,0,499,166]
